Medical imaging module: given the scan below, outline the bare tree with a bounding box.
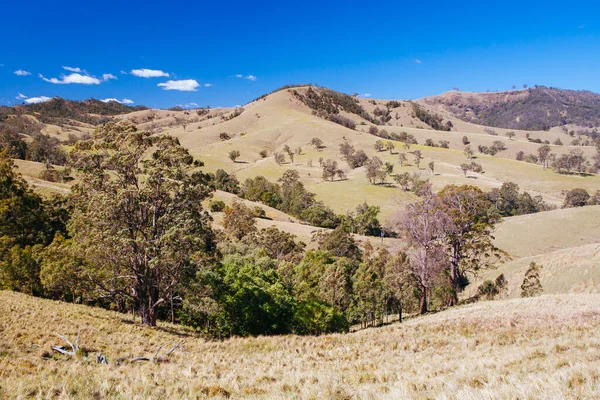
[399,186,448,313]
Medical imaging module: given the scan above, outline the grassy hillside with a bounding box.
[494,206,600,258]
[1,290,600,399]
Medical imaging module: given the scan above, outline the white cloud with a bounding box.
[16,93,28,100]
[363,93,372,97]
[157,79,199,91]
[24,96,52,104]
[120,70,128,75]
[14,69,31,76]
[121,98,134,104]
[234,74,257,81]
[40,73,101,85]
[102,73,117,81]
[415,59,422,64]
[62,66,82,72]
[131,68,169,78]
[204,83,212,87]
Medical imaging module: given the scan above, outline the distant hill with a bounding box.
[420,86,600,131]
[0,97,148,127]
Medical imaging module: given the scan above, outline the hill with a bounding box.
[1,290,599,399]
[7,85,600,223]
[419,86,600,131]
[1,97,148,127]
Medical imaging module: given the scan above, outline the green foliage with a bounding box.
[210,169,240,194]
[68,121,216,326]
[293,300,348,335]
[486,182,549,216]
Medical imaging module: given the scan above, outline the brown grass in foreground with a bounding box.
[1,291,599,399]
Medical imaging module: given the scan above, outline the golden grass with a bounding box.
[465,243,600,299]
[2,291,600,399]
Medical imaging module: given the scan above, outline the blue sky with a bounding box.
[1,0,599,108]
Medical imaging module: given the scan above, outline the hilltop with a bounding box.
[1,290,599,399]
[419,86,600,131]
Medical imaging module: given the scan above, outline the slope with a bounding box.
[1,290,600,399]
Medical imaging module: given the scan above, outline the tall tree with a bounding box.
[399,185,448,313]
[68,121,216,326]
[437,185,503,304]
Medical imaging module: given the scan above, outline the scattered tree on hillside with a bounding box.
[310,137,324,151]
[398,152,406,166]
[428,161,435,175]
[412,150,423,169]
[385,141,395,154]
[463,145,474,159]
[322,159,343,182]
[229,150,241,163]
[365,156,383,184]
[521,262,543,297]
[537,145,552,170]
[506,131,515,140]
[462,136,470,145]
[374,140,385,152]
[274,152,285,165]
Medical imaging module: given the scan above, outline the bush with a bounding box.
[259,149,268,158]
[562,188,590,208]
[293,300,348,335]
[219,132,231,140]
[209,200,226,212]
[253,206,267,219]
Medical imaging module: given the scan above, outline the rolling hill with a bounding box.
[419,86,600,131]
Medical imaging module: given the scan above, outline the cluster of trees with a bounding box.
[291,87,378,127]
[1,129,67,166]
[365,156,394,184]
[424,139,450,149]
[477,141,507,156]
[240,170,341,228]
[339,142,369,168]
[367,127,418,146]
[321,159,346,181]
[515,145,600,175]
[411,103,452,131]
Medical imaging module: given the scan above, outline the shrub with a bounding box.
[219,132,231,140]
[562,188,590,208]
[521,262,543,297]
[209,200,226,212]
[259,149,268,158]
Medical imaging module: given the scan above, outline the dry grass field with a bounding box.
[1,290,600,399]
